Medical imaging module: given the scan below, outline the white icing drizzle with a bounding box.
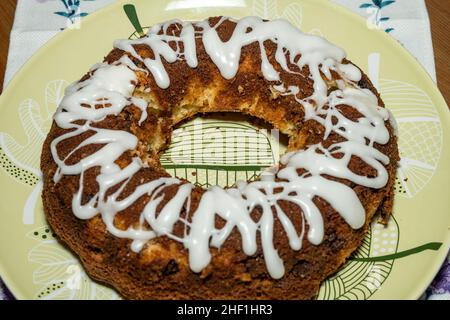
[50,16,395,279]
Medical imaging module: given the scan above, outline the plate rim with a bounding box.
[0,0,449,300]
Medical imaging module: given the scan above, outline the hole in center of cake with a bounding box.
[160,112,289,188]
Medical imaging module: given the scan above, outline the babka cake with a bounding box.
[41,16,399,299]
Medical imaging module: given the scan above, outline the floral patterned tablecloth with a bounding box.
[0,0,448,300]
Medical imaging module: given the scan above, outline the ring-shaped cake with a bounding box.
[41,16,400,299]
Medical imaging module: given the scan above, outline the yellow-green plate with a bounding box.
[0,0,449,300]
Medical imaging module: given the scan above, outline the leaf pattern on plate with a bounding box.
[0,80,67,180]
[281,2,303,29]
[379,79,443,198]
[0,81,68,224]
[251,0,323,35]
[252,0,277,20]
[28,237,119,300]
[317,216,399,300]
[160,117,282,188]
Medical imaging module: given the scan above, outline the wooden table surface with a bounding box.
[0,0,449,104]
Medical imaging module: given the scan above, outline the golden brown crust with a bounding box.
[40,17,399,300]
